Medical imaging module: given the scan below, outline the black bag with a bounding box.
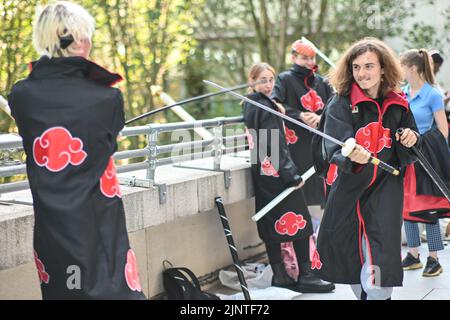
[162,263,220,300]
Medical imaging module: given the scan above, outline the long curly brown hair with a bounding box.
[329,37,403,98]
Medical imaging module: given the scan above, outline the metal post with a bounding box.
[147,126,159,186]
[213,119,224,171]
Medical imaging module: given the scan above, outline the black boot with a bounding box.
[271,263,297,291]
[296,262,335,293]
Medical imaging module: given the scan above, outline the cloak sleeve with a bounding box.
[109,88,125,154]
[113,88,125,136]
[272,75,302,120]
[257,107,303,187]
[8,83,21,121]
[323,96,360,174]
[7,92,16,120]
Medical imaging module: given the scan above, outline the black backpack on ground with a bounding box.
[162,262,220,300]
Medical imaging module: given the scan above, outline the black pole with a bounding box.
[125,80,265,125]
[398,128,450,202]
[214,197,251,300]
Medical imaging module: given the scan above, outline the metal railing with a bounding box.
[0,116,248,196]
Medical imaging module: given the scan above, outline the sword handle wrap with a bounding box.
[370,157,400,176]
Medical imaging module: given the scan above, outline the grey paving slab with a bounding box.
[402,244,450,290]
[209,243,450,300]
[423,289,450,300]
[392,288,433,300]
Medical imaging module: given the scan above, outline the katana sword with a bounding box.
[397,128,450,202]
[125,80,266,125]
[252,167,316,222]
[204,80,400,176]
[215,197,251,300]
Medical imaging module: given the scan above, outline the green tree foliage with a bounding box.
[1,0,448,132]
[0,0,40,132]
[0,0,203,134]
[403,5,450,51]
[187,0,433,89]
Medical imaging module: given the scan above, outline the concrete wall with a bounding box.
[0,155,263,299]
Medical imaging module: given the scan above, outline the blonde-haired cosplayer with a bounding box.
[33,1,95,58]
[8,1,146,300]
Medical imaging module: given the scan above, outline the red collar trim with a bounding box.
[349,82,408,111]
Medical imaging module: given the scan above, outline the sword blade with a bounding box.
[252,167,316,222]
[204,80,400,176]
[203,80,345,147]
[125,80,266,125]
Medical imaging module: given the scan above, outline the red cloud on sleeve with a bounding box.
[100,157,122,198]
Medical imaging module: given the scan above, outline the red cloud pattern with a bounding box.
[285,127,298,145]
[275,212,307,236]
[245,127,255,150]
[301,89,324,113]
[125,249,142,292]
[326,164,338,186]
[34,250,50,284]
[261,157,279,177]
[100,157,122,198]
[311,249,323,270]
[33,127,87,172]
[355,122,392,154]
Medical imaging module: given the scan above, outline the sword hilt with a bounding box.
[396,128,420,145]
[369,156,400,176]
[342,138,400,176]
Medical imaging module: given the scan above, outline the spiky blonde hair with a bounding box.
[33,1,95,58]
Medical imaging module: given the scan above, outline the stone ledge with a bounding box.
[0,153,254,270]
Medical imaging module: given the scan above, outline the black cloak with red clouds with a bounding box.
[315,83,418,286]
[272,64,334,206]
[243,92,313,243]
[9,56,146,299]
